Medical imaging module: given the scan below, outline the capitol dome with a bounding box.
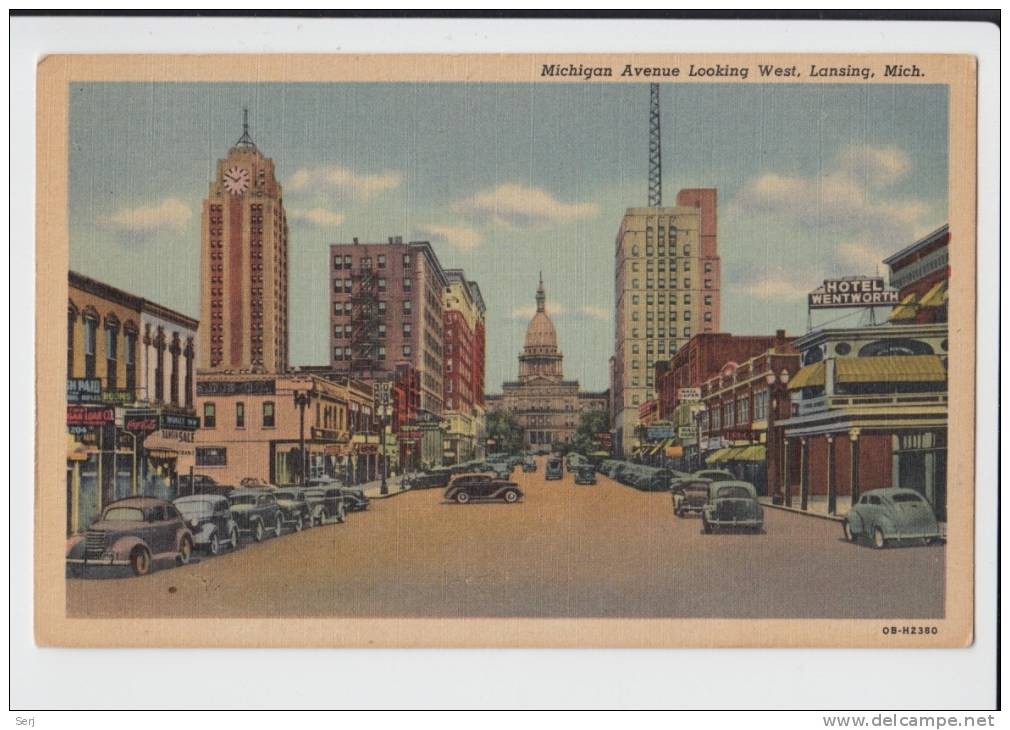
[518,273,563,382]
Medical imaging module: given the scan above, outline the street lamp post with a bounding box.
[293,388,311,488]
[375,380,391,495]
[765,368,791,504]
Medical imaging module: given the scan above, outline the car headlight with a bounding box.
[189,519,200,529]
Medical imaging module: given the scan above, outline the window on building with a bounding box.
[83,315,97,378]
[104,320,119,389]
[403,345,412,357]
[403,253,411,267]
[334,325,343,339]
[203,402,216,428]
[196,447,227,466]
[344,324,352,337]
[632,245,639,256]
[343,254,352,268]
[378,278,387,292]
[378,346,386,360]
[704,311,712,322]
[378,324,386,338]
[684,311,691,321]
[704,262,713,273]
[632,295,640,305]
[170,339,180,406]
[403,323,412,336]
[334,255,343,270]
[632,395,640,405]
[684,294,691,305]
[738,396,750,424]
[263,401,275,428]
[236,402,245,428]
[125,329,137,393]
[684,327,691,337]
[377,254,386,268]
[704,279,712,289]
[403,278,412,291]
[684,244,691,256]
[333,346,343,359]
[378,301,387,314]
[344,302,352,315]
[632,344,639,354]
[154,334,165,402]
[333,278,343,292]
[754,390,768,420]
[670,311,677,321]
[724,402,734,427]
[632,311,639,321]
[704,295,712,306]
[684,278,691,289]
[403,300,412,315]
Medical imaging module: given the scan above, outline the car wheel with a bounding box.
[274,514,284,536]
[293,514,304,532]
[130,546,152,576]
[229,527,240,549]
[872,527,887,549]
[176,534,193,565]
[252,520,264,543]
[503,489,519,503]
[843,521,856,543]
[455,491,471,504]
[207,531,220,556]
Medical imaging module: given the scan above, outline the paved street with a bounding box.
[67,459,944,619]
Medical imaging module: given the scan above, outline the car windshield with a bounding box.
[229,495,257,506]
[716,486,752,499]
[175,500,217,517]
[274,491,297,501]
[892,493,925,504]
[102,506,145,522]
[303,489,324,498]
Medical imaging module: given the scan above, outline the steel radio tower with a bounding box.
[647,83,662,207]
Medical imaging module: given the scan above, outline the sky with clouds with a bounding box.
[69,82,948,391]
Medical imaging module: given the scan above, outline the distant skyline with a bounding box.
[69,82,948,391]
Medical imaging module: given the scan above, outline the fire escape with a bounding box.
[349,261,381,377]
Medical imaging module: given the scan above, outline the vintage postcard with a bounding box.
[35,52,976,648]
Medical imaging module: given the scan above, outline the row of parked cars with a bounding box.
[66,476,370,577]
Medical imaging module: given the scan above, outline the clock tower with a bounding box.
[199,110,289,373]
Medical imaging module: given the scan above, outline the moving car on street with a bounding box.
[66,497,194,576]
[444,474,524,504]
[545,457,564,481]
[842,488,942,549]
[173,494,240,555]
[302,485,346,526]
[573,465,597,485]
[272,488,313,532]
[403,470,452,490]
[701,481,764,534]
[694,468,735,482]
[228,489,284,542]
[672,479,712,517]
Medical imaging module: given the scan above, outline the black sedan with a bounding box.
[444,474,523,504]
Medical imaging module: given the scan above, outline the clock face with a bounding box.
[222,165,251,195]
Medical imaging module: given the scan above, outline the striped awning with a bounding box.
[919,280,948,308]
[788,362,826,390]
[733,444,766,462]
[705,447,732,464]
[835,355,947,384]
[889,292,919,321]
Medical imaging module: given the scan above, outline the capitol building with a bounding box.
[486,276,608,449]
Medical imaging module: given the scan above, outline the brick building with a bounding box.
[442,270,486,464]
[885,224,949,325]
[328,237,449,466]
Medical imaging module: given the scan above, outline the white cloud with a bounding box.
[417,223,483,251]
[578,305,611,322]
[452,183,599,228]
[511,300,567,320]
[288,207,346,228]
[737,277,816,302]
[104,197,192,233]
[285,165,402,200]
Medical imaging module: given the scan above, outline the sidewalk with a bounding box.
[759,495,850,522]
[359,475,412,499]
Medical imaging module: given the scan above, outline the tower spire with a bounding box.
[236,107,256,148]
[648,83,662,207]
[536,272,545,312]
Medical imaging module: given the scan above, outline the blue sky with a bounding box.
[69,82,948,391]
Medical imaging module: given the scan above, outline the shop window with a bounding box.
[154,333,165,403]
[236,402,245,428]
[67,309,76,375]
[203,402,216,429]
[104,320,119,389]
[125,330,137,393]
[196,447,227,466]
[263,401,275,428]
[858,339,933,357]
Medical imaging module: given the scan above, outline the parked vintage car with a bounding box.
[403,470,452,490]
[341,484,370,511]
[671,478,712,517]
[694,468,735,482]
[573,465,597,485]
[227,489,284,542]
[272,488,313,532]
[173,494,240,555]
[522,457,537,473]
[177,473,234,497]
[842,488,942,548]
[444,474,524,504]
[66,497,194,576]
[598,459,623,478]
[702,481,764,533]
[545,457,564,480]
[566,453,587,472]
[302,485,346,526]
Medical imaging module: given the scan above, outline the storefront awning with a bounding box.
[705,447,732,464]
[788,362,825,390]
[835,355,947,384]
[733,444,766,462]
[145,448,179,460]
[889,292,918,322]
[918,280,948,308]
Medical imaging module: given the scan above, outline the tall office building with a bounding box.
[199,112,289,372]
[442,269,486,463]
[611,188,721,456]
